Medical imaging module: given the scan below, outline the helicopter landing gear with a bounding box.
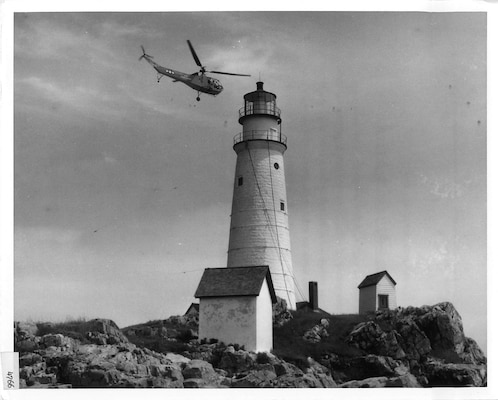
[196,92,201,101]
[157,73,163,83]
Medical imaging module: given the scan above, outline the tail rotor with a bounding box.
[139,45,153,61]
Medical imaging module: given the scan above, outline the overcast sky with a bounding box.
[9,11,488,353]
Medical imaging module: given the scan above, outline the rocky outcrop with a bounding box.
[373,302,486,365]
[15,320,336,388]
[14,302,485,388]
[303,318,330,343]
[343,302,486,387]
[346,321,407,359]
[424,358,487,387]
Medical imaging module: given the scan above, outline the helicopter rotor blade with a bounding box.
[187,40,203,69]
[139,45,153,61]
[209,70,251,77]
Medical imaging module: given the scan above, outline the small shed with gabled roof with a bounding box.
[194,265,277,352]
[358,270,397,314]
[184,303,199,316]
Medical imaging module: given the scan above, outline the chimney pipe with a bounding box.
[309,281,318,311]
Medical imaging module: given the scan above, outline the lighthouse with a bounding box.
[227,82,296,310]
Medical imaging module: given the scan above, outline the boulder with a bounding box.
[392,317,432,360]
[424,359,487,387]
[15,321,39,338]
[181,359,221,387]
[82,319,129,345]
[303,318,330,343]
[416,302,465,353]
[273,297,293,327]
[218,348,257,373]
[342,355,409,381]
[41,334,77,350]
[231,369,277,387]
[346,321,405,358]
[340,373,421,388]
[461,337,486,365]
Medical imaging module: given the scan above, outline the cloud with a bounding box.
[16,226,83,246]
[417,173,468,199]
[17,75,131,120]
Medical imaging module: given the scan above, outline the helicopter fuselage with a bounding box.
[144,56,223,96]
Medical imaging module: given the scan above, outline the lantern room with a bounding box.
[238,81,281,125]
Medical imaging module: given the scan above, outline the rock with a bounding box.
[183,378,206,388]
[182,359,221,387]
[230,370,277,388]
[340,373,421,388]
[82,319,129,345]
[461,337,486,364]
[16,338,39,352]
[416,302,465,353]
[303,319,329,343]
[19,353,43,367]
[392,317,431,360]
[231,369,277,387]
[15,321,39,338]
[273,297,293,327]
[218,348,257,373]
[424,359,487,387]
[346,321,404,358]
[274,360,303,377]
[343,355,409,381]
[374,302,486,365]
[275,371,337,388]
[41,334,77,350]
[164,352,191,364]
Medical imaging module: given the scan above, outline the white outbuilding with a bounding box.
[358,270,397,314]
[194,265,277,352]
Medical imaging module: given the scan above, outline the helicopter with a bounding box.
[139,40,251,101]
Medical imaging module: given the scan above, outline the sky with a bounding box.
[4,9,490,357]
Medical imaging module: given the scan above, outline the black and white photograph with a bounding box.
[1,2,496,399]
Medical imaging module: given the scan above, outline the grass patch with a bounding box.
[36,318,91,343]
[273,309,369,364]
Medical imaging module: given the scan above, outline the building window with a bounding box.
[238,176,243,186]
[280,201,285,211]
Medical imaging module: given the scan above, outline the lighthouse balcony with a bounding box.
[234,130,287,146]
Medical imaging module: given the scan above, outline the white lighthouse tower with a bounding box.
[227,82,296,310]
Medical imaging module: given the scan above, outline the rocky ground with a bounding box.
[14,301,486,388]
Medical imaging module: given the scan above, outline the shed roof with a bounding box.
[185,303,199,315]
[358,270,397,289]
[194,266,277,303]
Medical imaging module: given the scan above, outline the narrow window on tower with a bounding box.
[280,201,285,211]
[238,176,243,186]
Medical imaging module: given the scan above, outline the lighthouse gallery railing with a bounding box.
[233,130,287,146]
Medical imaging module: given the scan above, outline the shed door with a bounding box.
[378,295,389,310]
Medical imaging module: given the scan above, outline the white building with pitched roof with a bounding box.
[194,265,277,352]
[358,270,397,314]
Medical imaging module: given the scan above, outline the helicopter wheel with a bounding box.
[196,96,200,102]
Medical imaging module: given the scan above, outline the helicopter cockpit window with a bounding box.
[212,80,222,89]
